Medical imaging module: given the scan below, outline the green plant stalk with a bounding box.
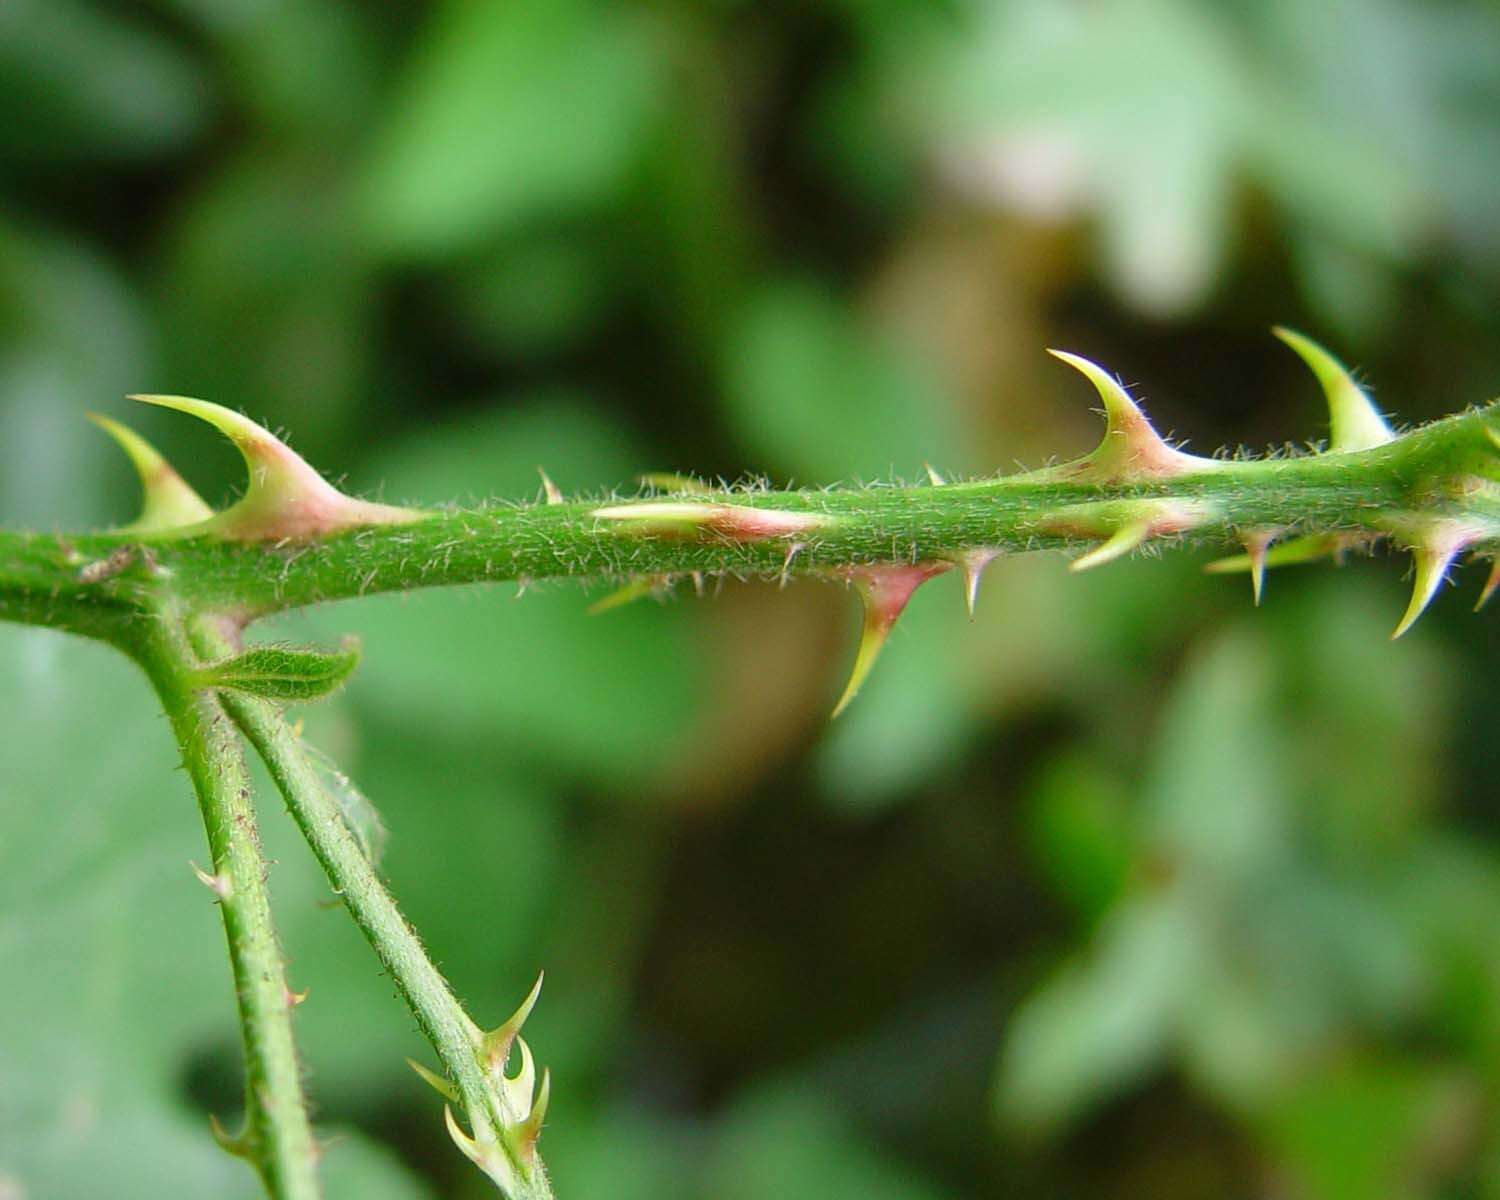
[3,350,1497,1198]
[127,612,321,1200]
[2,404,1496,627]
[212,658,553,1200]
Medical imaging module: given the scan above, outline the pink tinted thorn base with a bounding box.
[1045,350,1220,482]
[130,395,424,541]
[830,562,952,718]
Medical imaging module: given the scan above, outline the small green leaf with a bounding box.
[192,641,361,702]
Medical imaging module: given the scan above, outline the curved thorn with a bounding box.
[189,860,231,899]
[638,471,714,494]
[1392,542,1463,639]
[128,395,423,540]
[501,1037,537,1120]
[1046,350,1206,479]
[1272,327,1393,453]
[1070,521,1150,572]
[1204,532,1348,575]
[831,598,893,721]
[407,1057,460,1103]
[1202,550,1254,574]
[1476,558,1500,612]
[481,972,544,1072]
[444,1105,485,1165]
[831,563,951,718]
[209,1113,254,1160]
[87,412,214,532]
[515,1068,551,1158]
[1048,348,1157,443]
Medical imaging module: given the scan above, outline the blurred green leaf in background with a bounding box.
[5,1,1500,1197]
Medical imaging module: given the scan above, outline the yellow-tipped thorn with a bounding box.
[924,462,947,487]
[500,1037,537,1120]
[515,1068,551,1157]
[1272,327,1393,453]
[87,411,214,532]
[1070,521,1150,573]
[444,1105,485,1166]
[1046,349,1137,425]
[831,564,951,718]
[1476,558,1500,612]
[209,1114,254,1160]
[831,613,890,720]
[537,468,563,505]
[128,394,423,540]
[587,577,657,614]
[1238,531,1275,606]
[407,1058,460,1103]
[481,972,544,1072]
[638,471,714,494]
[1046,349,1208,480]
[1205,531,1348,576]
[1392,542,1463,639]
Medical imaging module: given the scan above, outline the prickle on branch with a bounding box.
[66,329,1500,719]
[409,974,552,1199]
[121,395,425,540]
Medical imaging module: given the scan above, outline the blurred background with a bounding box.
[4,0,1500,1196]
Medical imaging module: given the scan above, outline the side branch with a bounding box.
[210,630,553,1200]
[132,616,321,1200]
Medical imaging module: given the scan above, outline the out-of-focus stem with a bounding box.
[204,615,551,1200]
[132,614,321,1200]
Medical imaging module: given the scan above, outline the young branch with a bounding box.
[2,403,1495,632]
[206,619,553,1200]
[129,613,321,1200]
[2,333,1497,1194]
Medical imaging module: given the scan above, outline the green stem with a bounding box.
[1,364,1492,1198]
[1,404,1496,626]
[129,613,321,1200]
[201,621,552,1200]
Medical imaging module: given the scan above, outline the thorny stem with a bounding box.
[206,623,553,1200]
[128,611,321,1200]
[2,351,1497,1197]
[1,404,1496,628]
